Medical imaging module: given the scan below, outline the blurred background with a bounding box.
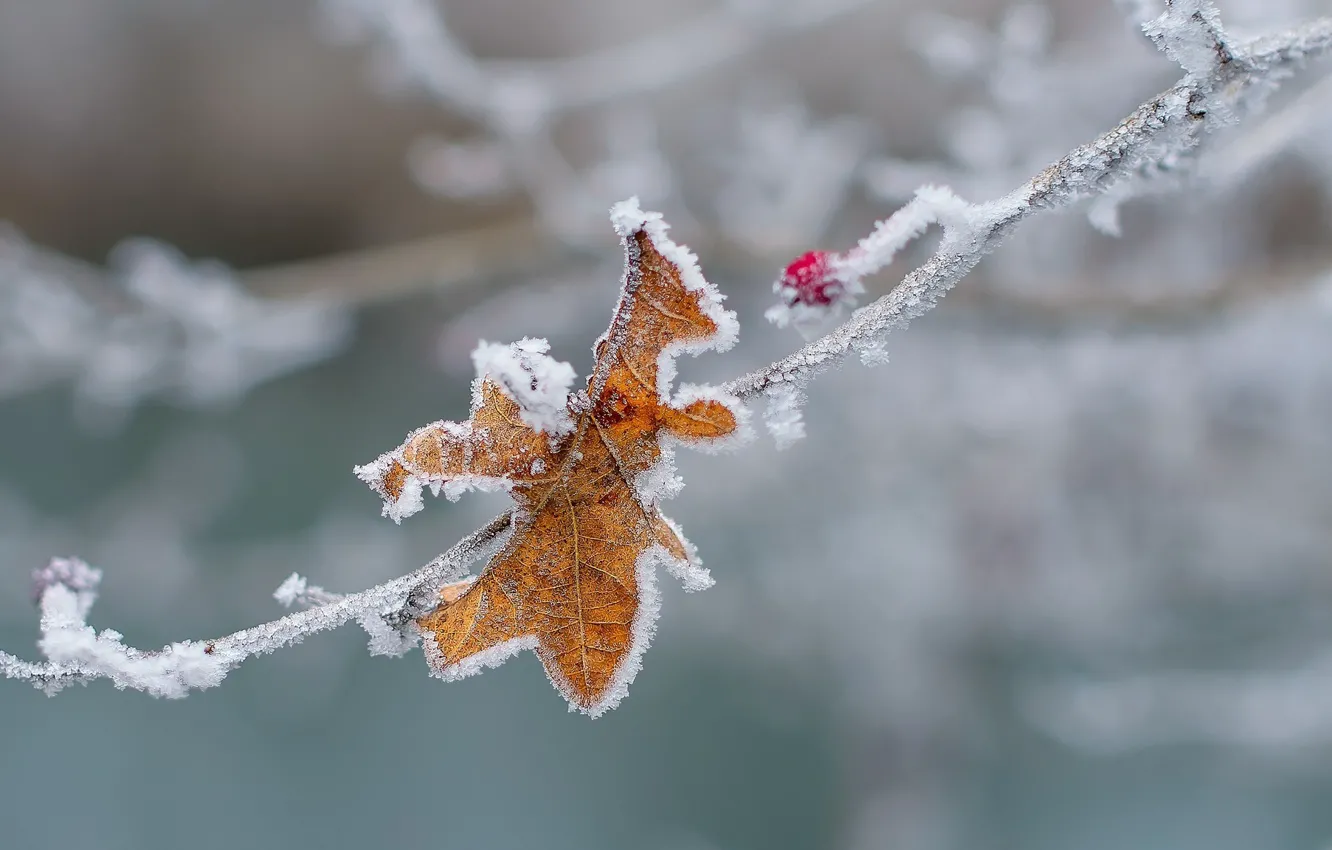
[3,0,1332,848]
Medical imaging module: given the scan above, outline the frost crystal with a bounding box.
[471,337,576,436]
[271,572,342,610]
[32,558,230,698]
[273,573,308,608]
[1,233,352,426]
[357,603,417,658]
[7,0,1332,711]
[658,515,713,593]
[762,384,808,450]
[1143,0,1229,80]
[632,447,684,506]
[31,557,102,612]
[3,516,511,699]
[353,454,426,524]
[577,544,664,718]
[609,196,740,402]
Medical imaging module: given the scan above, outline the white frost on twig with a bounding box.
[2,1,1330,706]
[318,0,877,239]
[765,186,971,335]
[0,233,353,425]
[762,384,807,450]
[273,572,310,608]
[1,515,512,696]
[273,573,342,609]
[1143,0,1233,80]
[29,558,227,698]
[736,3,1332,406]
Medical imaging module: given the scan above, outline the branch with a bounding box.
[322,0,878,238]
[1,216,563,416]
[1,233,355,414]
[724,8,1332,404]
[1,513,511,696]
[3,3,1330,701]
[243,217,550,304]
[325,0,876,123]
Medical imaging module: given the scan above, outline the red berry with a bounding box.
[780,250,838,307]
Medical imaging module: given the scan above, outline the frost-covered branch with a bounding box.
[0,231,353,424]
[5,1,1331,703]
[323,0,873,132]
[0,514,510,696]
[727,5,1332,410]
[321,0,875,237]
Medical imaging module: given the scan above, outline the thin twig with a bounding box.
[724,14,1332,401]
[0,513,511,694]
[243,219,551,304]
[3,4,1331,699]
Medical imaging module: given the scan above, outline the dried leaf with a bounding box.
[355,199,745,716]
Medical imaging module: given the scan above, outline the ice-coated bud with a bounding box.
[777,250,839,307]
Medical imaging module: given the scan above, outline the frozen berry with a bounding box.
[778,250,838,307]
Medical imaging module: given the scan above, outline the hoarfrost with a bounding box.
[840,186,969,283]
[31,557,101,613]
[766,186,969,340]
[4,517,511,698]
[357,601,418,658]
[670,383,753,454]
[1,233,352,425]
[422,629,539,687]
[764,298,849,337]
[659,514,714,593]
[633,448,685,506]
[273,573,308,608]
[353,454,426,523]
[609,197,740,406]
[273,573,341,609]
[33,559,229,698]
[6,0,1332,711]
[763,384,808,450]
[731,3,1332,407]
[1143,0,1230,81]
[471,337,576,436]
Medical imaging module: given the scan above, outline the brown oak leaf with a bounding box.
[354,199,746,716]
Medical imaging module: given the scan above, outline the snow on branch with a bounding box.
[728,3,1332,417]
[2,1,1330,701]
[1,515,510,696]
[0,232,353,424]
[1143,0,1234,78]
[320,0,877,237]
